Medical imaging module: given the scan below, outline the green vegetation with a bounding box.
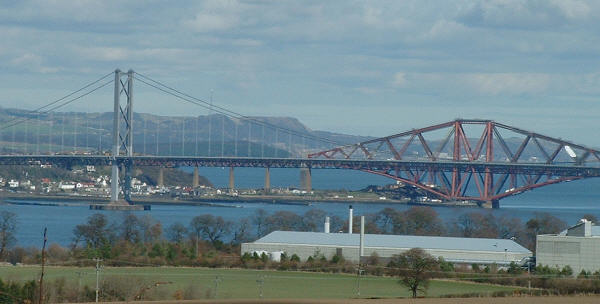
[0,266,517,300]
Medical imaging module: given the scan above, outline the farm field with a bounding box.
[0,266,517,300]
[120,296,600,303]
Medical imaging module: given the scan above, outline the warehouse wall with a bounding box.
[537,235,600,274]
[241,242,529,265]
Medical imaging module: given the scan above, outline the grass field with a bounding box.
[0,266,517,300]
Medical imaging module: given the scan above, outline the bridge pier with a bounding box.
[481,199,500,209]
[192,166,199,188]
[229,166,235,191]
[264,167,270,193]
[110,162,119,202]
[158,167,164,187]
[300,167,312,192]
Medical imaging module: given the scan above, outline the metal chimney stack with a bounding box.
[324,216,330,233]
[359,215,365,259]
[348,205,353,234]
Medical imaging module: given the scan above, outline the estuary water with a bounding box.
[1,167,599,246]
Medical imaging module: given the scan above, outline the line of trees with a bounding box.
[0,205,591,264]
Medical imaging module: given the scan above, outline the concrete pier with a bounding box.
[300,168,312,192]
[264,167,271,193]
[229,166,235,190]
[158,167,164,187]
[481,199,500,209]
[193,166,199,188]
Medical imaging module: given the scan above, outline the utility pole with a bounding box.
[356,268,364,297]
[39,227,47,304]
[94,258,103,302]
[75,271,85,302]
[256,275,265,298]
[213,275,221,299]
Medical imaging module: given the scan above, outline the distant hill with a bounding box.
[0,107,371,157]
[1,107,577,163]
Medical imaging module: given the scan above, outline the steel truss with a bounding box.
[308,119,600,204]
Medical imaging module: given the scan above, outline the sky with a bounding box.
[1,0,600,145]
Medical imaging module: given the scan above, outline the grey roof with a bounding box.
[253,231,531,254]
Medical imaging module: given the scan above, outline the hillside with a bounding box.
[0,108,370,157]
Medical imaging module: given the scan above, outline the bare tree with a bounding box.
[190,214,231,244]
[265,211,302,233]
[252,209,268,237]
[231,218,252,244]
[138,215,160,243]
[119,213,140,243]
[375,208,400,234]
[0,210,17,259]
[301,209,326,232]
[166,222,188,244]
[390,248,438,298]
[404,207,445,236]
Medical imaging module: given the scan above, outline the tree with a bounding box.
[347,215,381,234]
[375,208,401,234]
[389,248,438,298]
[166,222,188,244]
[452,212,498,238]
[138,215,161,243]
[404,207,445,236]
[328,215,345,233]
[0,211,17,259]
[301,209,326,232]
[265,211,302,233]
[231,218,252,245]
[190,214,231,244]
[252,209,268,237]
[73,213,112,250]
[526,213,566,250]
[119,213,140,243]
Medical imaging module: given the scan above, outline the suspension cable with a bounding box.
[134,73,344,146]
[0,79,113,131]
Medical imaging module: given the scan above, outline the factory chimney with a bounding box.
[348,205,353,234]
[324,216,330,233]
[359,215,365,259]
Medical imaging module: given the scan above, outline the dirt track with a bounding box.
[94,295,600,304]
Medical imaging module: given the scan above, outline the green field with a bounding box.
[0,266,516,300]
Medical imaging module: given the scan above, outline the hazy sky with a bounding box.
[1,0,600,145]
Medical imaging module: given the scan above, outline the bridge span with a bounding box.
[2,155,599,175]
[3,154,600,208]
[3,69,600,208]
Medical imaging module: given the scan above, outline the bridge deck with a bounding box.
[0,155,598,176]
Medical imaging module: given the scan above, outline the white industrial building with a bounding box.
[537,219,600,274]
[243,207,531,265]
[243,212,531,266]
[242,231,531,265]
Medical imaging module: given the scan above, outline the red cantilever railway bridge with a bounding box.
[309,119,600,208]
[1,119,599,208]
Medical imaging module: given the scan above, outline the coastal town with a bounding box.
[0,163,450,205]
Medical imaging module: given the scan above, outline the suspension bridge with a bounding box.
[1,69,599,208]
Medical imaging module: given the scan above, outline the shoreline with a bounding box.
[0,192,481,208]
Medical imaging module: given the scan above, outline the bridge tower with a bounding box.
[111,69,134,203]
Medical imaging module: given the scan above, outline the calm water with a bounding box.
[1,167,599,246]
